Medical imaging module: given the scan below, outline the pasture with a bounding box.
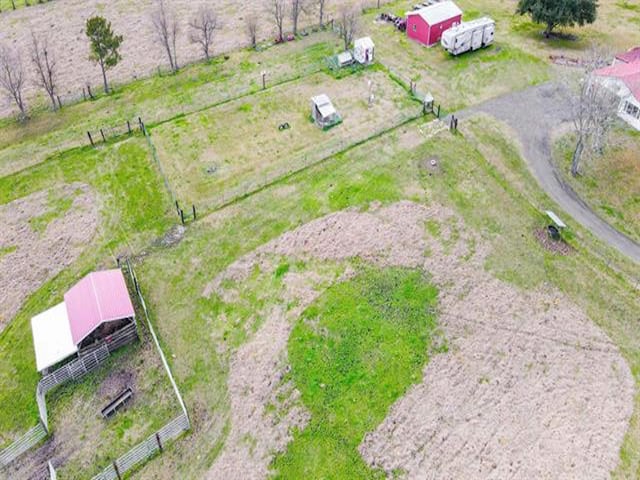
[1,0,640,478]
[152,68,418,210]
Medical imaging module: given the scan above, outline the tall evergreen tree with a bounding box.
[86,16,123,93]
[516,0,598,38]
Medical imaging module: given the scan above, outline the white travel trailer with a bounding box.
[441,17,495,55]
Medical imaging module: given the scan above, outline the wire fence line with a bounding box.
[202,109,425,214]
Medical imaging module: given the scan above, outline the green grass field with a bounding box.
[272,267,439,478]
[0,33,340,178]
[554,127,640,244]
[151,68,418,211]
[1,2,640,478]
[0,137,172,443]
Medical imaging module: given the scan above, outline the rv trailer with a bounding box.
[441,17,495,55]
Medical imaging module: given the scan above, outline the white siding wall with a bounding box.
[618,95,640,131]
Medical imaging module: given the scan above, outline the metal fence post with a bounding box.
[155,432,163,453]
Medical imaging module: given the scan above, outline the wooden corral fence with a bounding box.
[83,260,191,480]
[90,413,190,480]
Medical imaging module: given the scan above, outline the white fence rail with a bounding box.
[1,309,138,470]
[91,413,190,480]
[0,423,47,469]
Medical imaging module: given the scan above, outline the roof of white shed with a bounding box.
[355,36,375,49]
[31,302,78,372]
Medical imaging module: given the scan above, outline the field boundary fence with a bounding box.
[90,413,189,480]
[87,118,145,147]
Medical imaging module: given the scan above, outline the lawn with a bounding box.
[367,13,550,111]
[272,267,439,479]
[1,4,640,478]
[0,32,340,178]
[0,136,173,444]
[151,68,418,211]
[127,117,640,479]
[554,127,640,244]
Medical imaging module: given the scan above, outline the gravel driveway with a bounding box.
[456,82,640,264]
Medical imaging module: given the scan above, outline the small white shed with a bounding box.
[354,37,375,65]
[311,94,341,129]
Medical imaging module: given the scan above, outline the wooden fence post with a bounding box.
[192,205,196,221]
[175,200,180,215]
[100,129,106,142]
[114,461,122,480]
[87,132,95,147]
[127,120,132,134]
[180,209,185,225]
[156,432,163,453]
[437,104,441,118]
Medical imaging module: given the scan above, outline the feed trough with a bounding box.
[101,387,133,419]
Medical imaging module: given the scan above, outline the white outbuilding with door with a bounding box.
[354,37,375,65]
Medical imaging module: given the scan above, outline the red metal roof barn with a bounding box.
[31,269,136,372]
[406,1,463,47]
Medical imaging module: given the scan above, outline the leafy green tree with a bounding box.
[86,16,123,93]
[516,0,598,38]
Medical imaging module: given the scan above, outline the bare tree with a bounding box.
[337,5,359,50]
[245,13,259,49]
[269,0,287,43]
[291,0,307,36]
[0,44,27,120]
[30,32,58,110]
[316,0,327,27]
[189,7,219,61]
[568,45,618,176]
[151,0,180,73]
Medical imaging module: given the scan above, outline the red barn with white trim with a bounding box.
[406,1,463,47]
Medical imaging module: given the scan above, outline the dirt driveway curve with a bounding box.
[456,82,640,265]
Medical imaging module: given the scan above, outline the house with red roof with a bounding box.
[594,50,640,131]
[31,269,137,373]
[614,47,640,65]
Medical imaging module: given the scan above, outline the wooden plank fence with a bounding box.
[0,423,47,469]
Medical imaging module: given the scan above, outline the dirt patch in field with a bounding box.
[534,227,574,255]
[0,183,98,332]
[0,0,373,117]
[204,201,634,479]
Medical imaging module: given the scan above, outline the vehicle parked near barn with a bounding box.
[441,17,496,55]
